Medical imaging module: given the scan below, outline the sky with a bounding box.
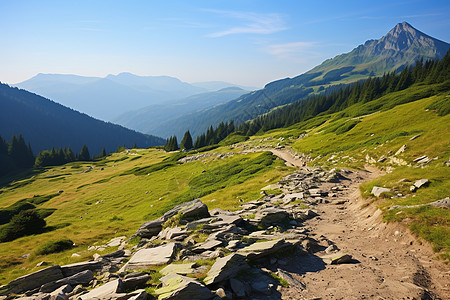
[1,0,449,88]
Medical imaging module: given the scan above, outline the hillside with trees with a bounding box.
[0,83,165,155]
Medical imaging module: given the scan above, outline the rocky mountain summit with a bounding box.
[1,167,359,300]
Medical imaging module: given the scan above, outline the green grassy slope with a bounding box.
[245,84,450,259]
[0,148,293,283]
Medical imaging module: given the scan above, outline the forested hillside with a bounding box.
[0,83,165,154]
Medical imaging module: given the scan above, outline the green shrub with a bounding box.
[36,239,74,255]
[0,209,46,242]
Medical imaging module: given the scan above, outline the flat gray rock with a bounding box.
[193,239,223,253]
[134,217,165,238]
[414,178,430,189]
[155,275,212,300]
[238,239,291,261]
[78,279,122,300]
[204,254,249,285]
[61,260,102,277]
[1,265,63,295]
[160,262,197,276]
[371,186,391,197]
[40,270,93,293]
[255,208,289,227]
[163,199,210,221]
[121,243,177,271]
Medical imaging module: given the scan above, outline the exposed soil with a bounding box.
[267,150,449,300]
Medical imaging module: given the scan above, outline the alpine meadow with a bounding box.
[0,2,449,299]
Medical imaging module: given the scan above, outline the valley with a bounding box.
[0,16,449,300]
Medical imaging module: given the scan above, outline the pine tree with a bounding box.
[79,145,91,161]
[180,130,193,150]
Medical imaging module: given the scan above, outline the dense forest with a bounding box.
[0,134,103,177]
[0,83,165,155]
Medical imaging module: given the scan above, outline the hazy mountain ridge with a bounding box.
[14,73,252,122]
[114,87,248,138]
[0,83,165,154]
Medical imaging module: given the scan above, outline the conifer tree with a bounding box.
[79,145,91,161]
[180,130,193,150]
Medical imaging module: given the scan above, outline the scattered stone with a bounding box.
[255,208,289,227]
[193,239,223,253]
[78,279,122,300]
[229,278,246,298]
[134,217,165,238]
[216,287,227,298]
[120,243,178,271]
[414,178,430,189]
[122,274,151,291]
[0,265,63,295]
[61,261,102,277]
[371,186,391,197]
[395,145,407,155]
[277,269,306,291]
[330,253,353,264]
[429,197,450,209]
[40,270,93,293]
[204,254,249,285]
[155,275,212,300]
[36,261,49,267]
[238,239,292,261]
[163,198,210,221]
[160,262,197,276]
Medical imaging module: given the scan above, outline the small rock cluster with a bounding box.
[0,167,354,300]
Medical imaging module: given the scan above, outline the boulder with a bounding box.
[127,289,149,300]
[120,243,178,271]
[160,263,197,276]
[192,239,223,253]
[414,178,430,189]
[163,199,210,221]
[1,265,63,295]
[255,208,289,227]
[229,278,246,298]
[78,279,122,300]
[204,254,249,286]
[429,197,450,209]
[238,239,291,261]
[134,217,165,238]
[40,270,94,293]
[371,186,391,197]
[49,284,72,300]
[155,275,212,300]
[330,253,353,264]
[61,261,102,277]
[122,274,151,291]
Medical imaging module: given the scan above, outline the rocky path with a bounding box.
[2,150,449,300]
[275,165,449,300]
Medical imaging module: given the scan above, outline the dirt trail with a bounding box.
[267,149,450,299]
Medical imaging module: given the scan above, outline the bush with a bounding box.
[35,239,74,255]
[0,209,46,242]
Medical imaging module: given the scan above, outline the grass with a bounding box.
[0,148,292,284]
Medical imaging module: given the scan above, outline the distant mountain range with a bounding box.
[0,83,164,154]
[15,73,253,121]
[113,87,248,138]
[160,22,450,138]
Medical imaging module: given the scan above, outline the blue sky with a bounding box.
[1,0,449,87]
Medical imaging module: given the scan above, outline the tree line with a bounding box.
[236,51,450,135]
[166,51,449,152]
[0,134,109,177]
[164,121,235,151]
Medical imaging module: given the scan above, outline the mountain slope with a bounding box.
[15,73,207,121]
[0,83,164,154]
[168,22,449,138]
[114,87,248,138]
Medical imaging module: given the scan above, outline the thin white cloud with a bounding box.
[266,41,319,61]
[205,9,288,37]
